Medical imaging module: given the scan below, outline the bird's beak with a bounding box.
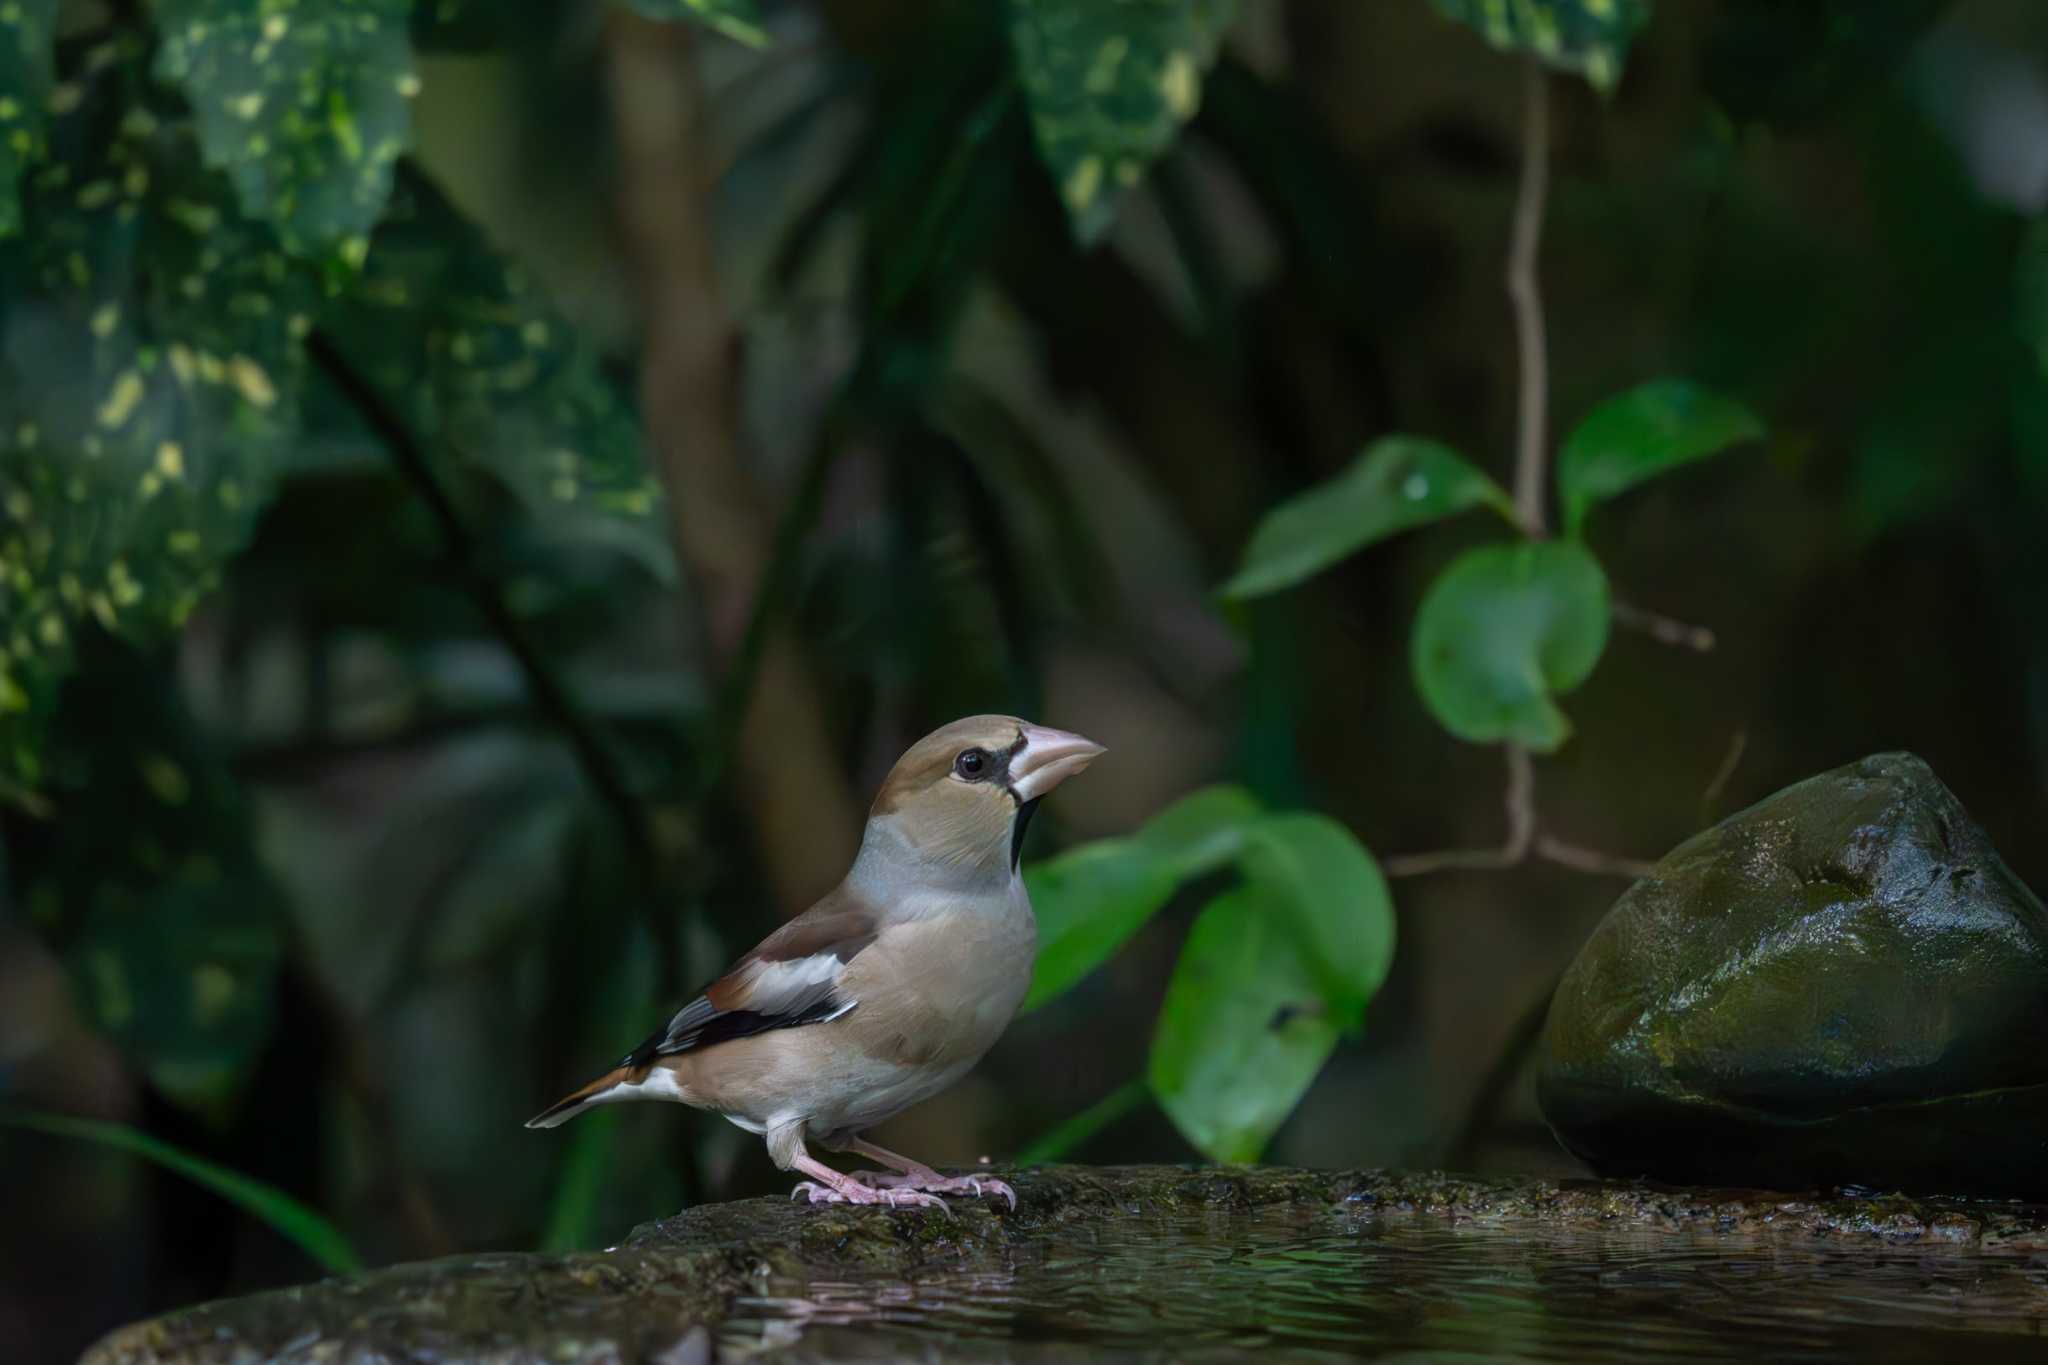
[1008,726,1106,803]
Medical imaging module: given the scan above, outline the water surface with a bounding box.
[719,1205,2048,1361]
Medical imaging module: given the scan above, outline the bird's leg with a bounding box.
[786,1151,951,1213]
[834,1135,1017,1211]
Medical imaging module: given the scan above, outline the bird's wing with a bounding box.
[622,891,880,1066]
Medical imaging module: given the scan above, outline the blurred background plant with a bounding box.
[5,0,2048,1358]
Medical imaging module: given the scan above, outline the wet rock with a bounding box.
[82,1165,2048,1364]
[1540,752,2048,1197]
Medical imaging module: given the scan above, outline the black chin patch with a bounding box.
[1010,796,1042,870]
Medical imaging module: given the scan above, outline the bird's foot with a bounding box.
[850,1169,1017,1211]
[789,1176,951,1213]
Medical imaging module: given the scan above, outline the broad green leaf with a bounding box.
[0,1109,361,1272]
[623,0,769,47]
[1556,380,1765,533]
[322,166,674,579]
[1237,812,1394,1027]
[1,67,309,790]
[1222,436,1514,600]
[0,0,58,236]
[1428,0,1651,92]
[153,0,417,260]
[1009,0,1237,244]
[1410,540,1610,752]
[1024,783,1262,1011]
[1149,887,1341,1163]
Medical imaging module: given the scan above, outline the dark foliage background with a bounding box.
[5,0,2048,1358]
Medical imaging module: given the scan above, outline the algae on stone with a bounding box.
[1540,752,2048,1197]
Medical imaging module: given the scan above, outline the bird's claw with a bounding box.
[788,1178,952,1213]
[849,1170,1017,1211]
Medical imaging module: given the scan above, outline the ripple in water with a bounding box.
[717,1206,2048,1362]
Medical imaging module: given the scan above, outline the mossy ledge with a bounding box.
[84,1164,2048,1364]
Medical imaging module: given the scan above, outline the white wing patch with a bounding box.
[732,952,849,1014]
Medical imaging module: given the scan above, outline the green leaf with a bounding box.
[1148,887,1341,1163]
[0,0,58,237]
[1428,0,1651,91]
[1222,436,1514,600]
[1556,380,1765,533]
[1,66,310,789]
[623,0,769,47]
[1023,783,1261,1011]
[321,166,674,580]
[0,1109,361,1272]
[1009,0,1237,244]
[1410,540,1610,752]
[153,0,417,260]
[1236,813,1394,1027]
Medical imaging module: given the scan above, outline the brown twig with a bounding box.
[305,333,682,994]
[1614,600,1716,653]
[1387,63,1655,887]
[1699,727,1748,823]
[1507,58,1552,538]
[603,10,859,917]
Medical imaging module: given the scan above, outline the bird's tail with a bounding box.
[525,1065,632,1129]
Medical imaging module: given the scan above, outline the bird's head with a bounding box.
[861,715,1105,884]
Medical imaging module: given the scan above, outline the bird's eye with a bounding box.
[954,748,989,780]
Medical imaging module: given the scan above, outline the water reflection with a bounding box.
[719,1206,2048,1361]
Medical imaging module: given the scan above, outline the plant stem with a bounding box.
[306,332,680,992]
[1613,600,1717,652]
[1507,58,1552,538]
[1016,1079,1152,1167]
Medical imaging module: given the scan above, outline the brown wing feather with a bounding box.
[623,887,881,1067]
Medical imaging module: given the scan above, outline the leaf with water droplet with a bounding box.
[1009,0,1236,244]
[1222,436,1515,600]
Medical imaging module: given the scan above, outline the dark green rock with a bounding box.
[1540,752,2048,1197]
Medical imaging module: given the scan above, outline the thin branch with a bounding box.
[1507,59,1552,537]
[305,333,681,989]
[1385,745,1535,879]
[1614,600,1716,653]
[1699,727,1748,823]
[1532,836,1656,881]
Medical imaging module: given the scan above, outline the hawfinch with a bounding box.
[528,716,1104,1210]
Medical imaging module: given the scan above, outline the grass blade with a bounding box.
[1,1108,362,1273]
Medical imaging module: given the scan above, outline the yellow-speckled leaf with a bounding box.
[320,166,675,579]
[0,0,59,236]
[153,0,417,260]
[622,0,768,47]
[1429,0,1651,91]
[23,645,287,1113]
[1009,0,1236,244]
[0,54,310,791]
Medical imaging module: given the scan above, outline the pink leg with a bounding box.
[787,1152,950,1213]
[840,1137,1017,1211]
